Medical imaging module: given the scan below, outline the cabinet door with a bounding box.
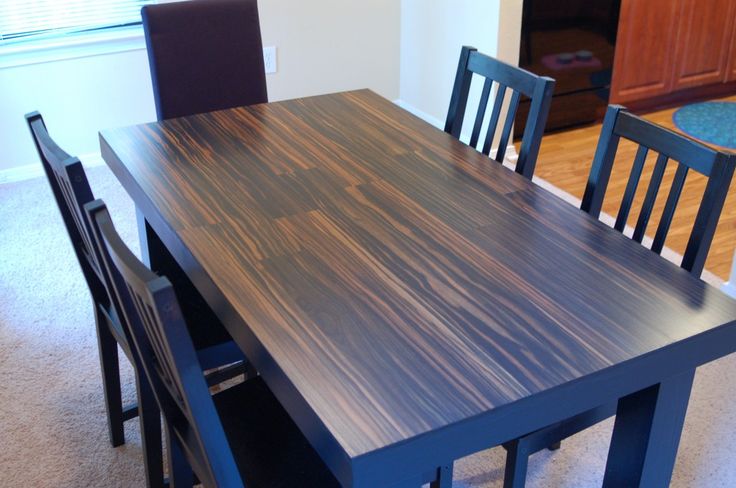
[726,11,736,82]
[610,0,680,104]
[672,0,734,89]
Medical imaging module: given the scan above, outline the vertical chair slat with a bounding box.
[615,145,649,232]
[681,153,736,275]
[482,85,507,155]
[652,164,689,254]
[515,76,555,179]
[495,90,522,163]
[445,46,475,138]
[470,78,493,149]
[633,153,669,243]
[581,105,625,218]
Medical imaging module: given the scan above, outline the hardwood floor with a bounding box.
[529,95,736,280]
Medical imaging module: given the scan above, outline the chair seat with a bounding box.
[214,376,341,488]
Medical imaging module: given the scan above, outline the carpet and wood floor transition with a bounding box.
[2,161,736,486]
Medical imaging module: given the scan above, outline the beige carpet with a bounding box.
[1,164,736,487]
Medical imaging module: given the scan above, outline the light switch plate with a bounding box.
[263,46,277,74]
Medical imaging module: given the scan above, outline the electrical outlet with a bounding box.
[263,46,277,74]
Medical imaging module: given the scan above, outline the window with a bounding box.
[0,0,156,47]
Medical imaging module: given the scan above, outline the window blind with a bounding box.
[0,0,156,46]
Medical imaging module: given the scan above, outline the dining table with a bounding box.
[100,89,736,488]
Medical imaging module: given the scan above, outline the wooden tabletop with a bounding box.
[101,90,736,486]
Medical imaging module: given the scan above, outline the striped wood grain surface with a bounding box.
[101,90,736,481]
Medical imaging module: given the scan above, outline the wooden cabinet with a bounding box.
[609,0,679,104]
[610,0,736,105]
[671,0,734,90]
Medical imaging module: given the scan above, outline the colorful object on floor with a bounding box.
[673,102,736,149]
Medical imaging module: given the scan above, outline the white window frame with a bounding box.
[0,1,160,69]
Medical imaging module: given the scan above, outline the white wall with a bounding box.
[0,0,522,177]
[399,0,522,128]
[0,0,401,177]
[259,0,400,102]
[0,45,156,175]
[497,0,523,65]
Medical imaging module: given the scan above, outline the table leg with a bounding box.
[135,208,244,364]
[136,207,173,274]
[137,370,165,488]
[503,438,531,488]
[136,209,194,288]
[429,464,453,488]
[602,369,695,488]
[383,465,452,488]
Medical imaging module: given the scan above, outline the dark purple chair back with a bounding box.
[142,0,268,120]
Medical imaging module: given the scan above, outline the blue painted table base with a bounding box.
[603,369,695,487]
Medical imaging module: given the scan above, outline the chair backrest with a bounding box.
[85,200,243,488]
[581,105,736,277]
[142,0,268,120]
[444,46,555,179]
[25,111,107,303]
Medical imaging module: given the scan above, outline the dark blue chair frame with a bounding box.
[87,200,244,487]
[445,45,555,179]
[26,111,249,487]
[581,105,736,276]
[502,105,736,488]
[26,111,164,487]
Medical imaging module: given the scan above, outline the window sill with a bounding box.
[0,26,147,70]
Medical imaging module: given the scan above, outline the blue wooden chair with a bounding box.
[445,46,555,179]
[26,111,165,486]
[27,112,248,487]
[502,105,736,488]
[142,0,268,121]
[86,199,341,487]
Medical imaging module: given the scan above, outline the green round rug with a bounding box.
[672,101,736,149]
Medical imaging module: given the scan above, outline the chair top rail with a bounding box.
[614,109,719,176]
[467,49,552,97]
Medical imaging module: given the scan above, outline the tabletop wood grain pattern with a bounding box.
[101,90,736,462]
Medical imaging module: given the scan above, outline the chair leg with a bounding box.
[430,463,453,488]
[244,359,258,379]
[165,421,194,488]
[504,439,531,488]
[95,309,125,447]
[137,372,166,488]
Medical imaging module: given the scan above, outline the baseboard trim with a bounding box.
[616,81,736,114]
[0,164,43,185]
[393,99,445,130]
[392,99,517,161]
[0,153,105,185]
